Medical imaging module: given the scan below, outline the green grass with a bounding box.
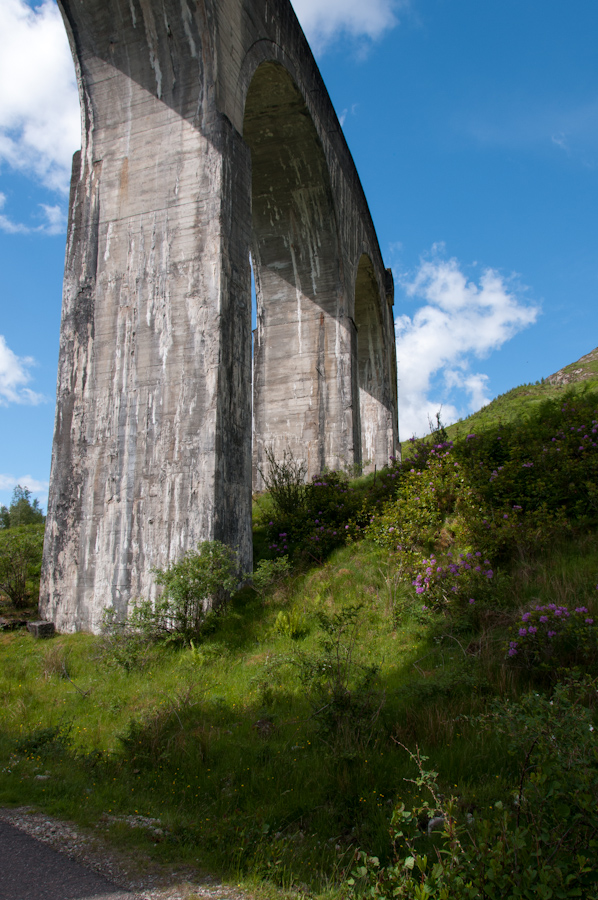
[2,365,598,894]
[1,526,597,891]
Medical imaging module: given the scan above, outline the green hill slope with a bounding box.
[439,345,598,442]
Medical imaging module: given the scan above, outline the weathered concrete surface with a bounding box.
[40,0,399,633]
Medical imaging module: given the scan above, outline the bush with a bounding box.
[365,392,598,612]
[0,523,44,609]
[507,602,597,674]
[251,556,292,595]
[103,540,241,651]
[347,674,598,899]
[259,447,307,517]
[297,606,384,755]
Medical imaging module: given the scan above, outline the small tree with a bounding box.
[0,485,45,529]
[258,447,307,516]
[0,525,45,609]
[114,541,240,645]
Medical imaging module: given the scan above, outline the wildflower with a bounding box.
[586,618,594,625]
[527,626,538,635]
[548,630,557,638]
[486,570,494,579]
[469,598,475,605]
[519,628,527,636]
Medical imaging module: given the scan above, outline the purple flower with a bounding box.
[548,630,557,638]
[539,616,548,623]
[528,626,538,635]
[519,627,527,636]
[508,648,518,657]
[469,598,475,605]
[486,570,494,579]
[586,618,594,625]
[575,607,588,613]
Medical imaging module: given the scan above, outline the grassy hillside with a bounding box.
[1,378,598,897]
[433,345,598,444]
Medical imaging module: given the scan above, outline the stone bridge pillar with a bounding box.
[40,0,399,632]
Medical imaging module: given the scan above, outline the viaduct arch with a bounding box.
[40,0,399,632]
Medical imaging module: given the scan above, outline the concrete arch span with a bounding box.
[40,0,399,632]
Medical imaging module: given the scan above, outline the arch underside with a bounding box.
[244,62,351,487]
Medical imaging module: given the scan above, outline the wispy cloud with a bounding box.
[395,248,539,439]
[0,192,67,235]
[0,473,49,503]
[0,0,80,194]
[0,334,46,406]
[465,97,598,166]
[291,0,404,52]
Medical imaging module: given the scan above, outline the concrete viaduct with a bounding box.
[40,0,399,632]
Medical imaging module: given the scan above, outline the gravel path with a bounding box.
[0,808,248,900]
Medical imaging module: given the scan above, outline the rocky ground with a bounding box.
[0,807,249,900]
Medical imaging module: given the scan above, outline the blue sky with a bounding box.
[1,0,598,510]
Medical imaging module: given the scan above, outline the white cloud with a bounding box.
[396,250,539,439]
[291,0,402,51]
[0,0,80,193]
[0,191,67,234]
[0,334,45,405]
[0,473,49,501]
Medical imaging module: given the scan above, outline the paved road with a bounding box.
[0,820,140,900]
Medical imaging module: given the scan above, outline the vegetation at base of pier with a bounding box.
[0,487,45,614]
[1,388,598,898]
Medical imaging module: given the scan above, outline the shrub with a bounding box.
[259,447,307,517]
[103,540,241,650]
[297,606,384,755]
[409,549,495,612]
[347,674,598,899]
[0,523,44,609]
[251,556,292,595]
[263,470,368,562]
[507,602,597,674]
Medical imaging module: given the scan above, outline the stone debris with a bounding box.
[27,620,56,638]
